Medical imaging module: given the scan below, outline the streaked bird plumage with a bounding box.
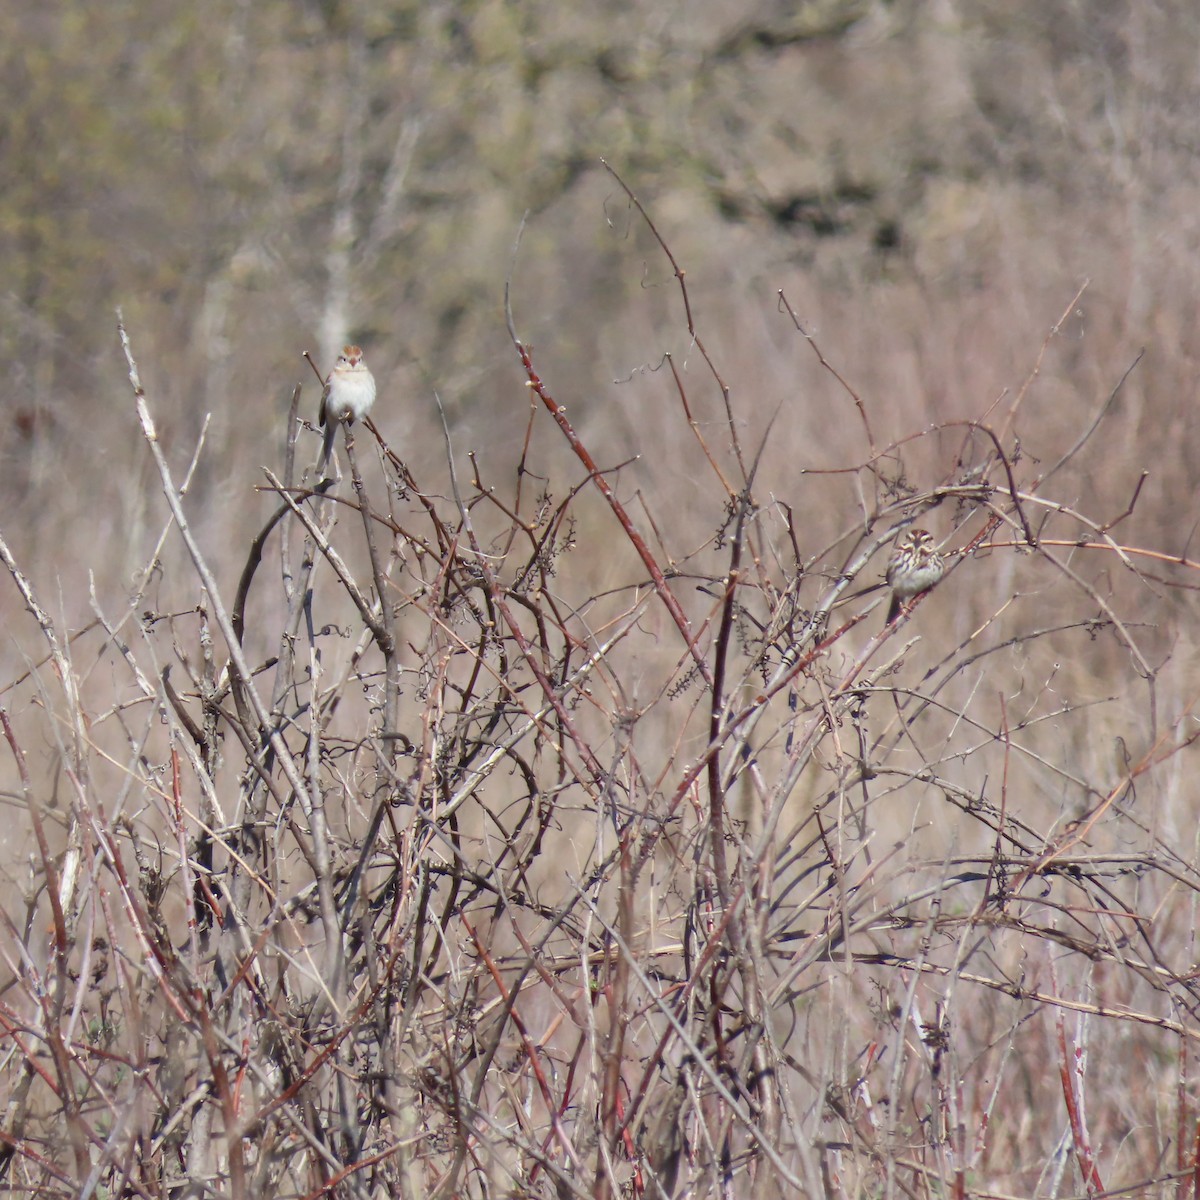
[885,528,944,624]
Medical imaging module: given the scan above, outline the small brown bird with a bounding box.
[885,528,945,624]
[317,345,376,475]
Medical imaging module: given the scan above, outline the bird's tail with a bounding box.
[317,420,338,476]
[885,593,902,625]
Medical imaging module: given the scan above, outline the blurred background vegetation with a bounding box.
[4,1,1200,1194]
[4,0,1197,593]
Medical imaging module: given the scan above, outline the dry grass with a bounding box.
[0,172,1198,1200]
[5,7,1200,1196]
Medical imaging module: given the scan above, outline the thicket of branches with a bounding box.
[2,185,1199,1200]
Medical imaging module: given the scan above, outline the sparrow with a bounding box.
[317,345,376,475]
[885,528,945,624]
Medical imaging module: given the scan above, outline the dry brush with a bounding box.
[0,192,1197,1200]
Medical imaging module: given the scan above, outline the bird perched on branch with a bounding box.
[885,528,944,624]
[317,345,376,475]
